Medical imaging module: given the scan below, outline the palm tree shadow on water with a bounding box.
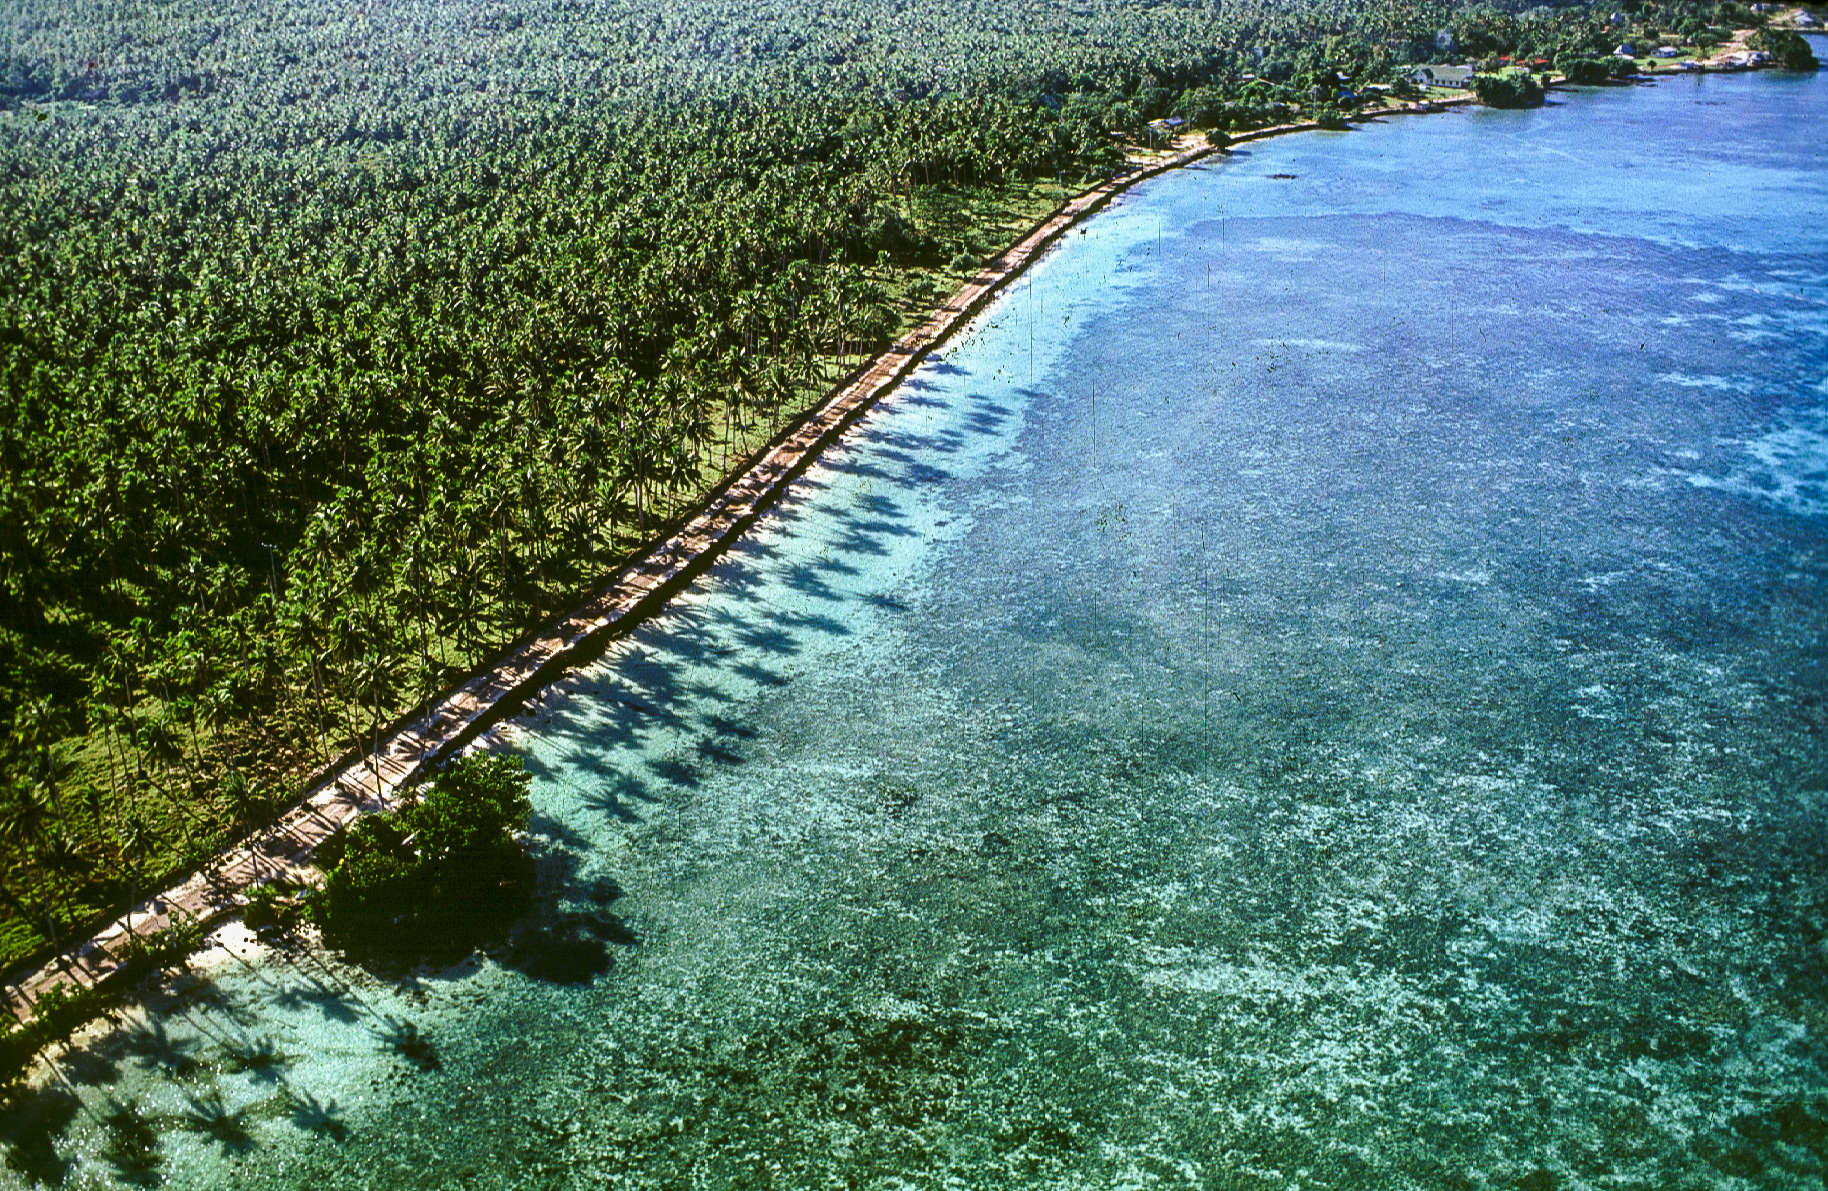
[119,1015,204,1078]
[497,814,641,985]
[4,1022,360,1182]
[285,1087,349,1142]
[98,1096,162,1187]
[577,770,657,823]
[179,1088,255,1154]
[53,1037,123,1089]
[268,978,364,1025]
[375,1016,442,1072]
[0,1083,78,1185]
[221,1034,294,1083]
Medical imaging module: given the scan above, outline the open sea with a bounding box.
[5,51,1826,1190]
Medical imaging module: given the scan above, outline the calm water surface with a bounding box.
[6,61,1826,1190]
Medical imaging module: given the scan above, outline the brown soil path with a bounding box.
[1705,25,1757,63]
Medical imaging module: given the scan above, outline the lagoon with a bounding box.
[6,58,1827,1189]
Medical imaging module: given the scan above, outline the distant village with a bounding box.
[1137,3,1819,141]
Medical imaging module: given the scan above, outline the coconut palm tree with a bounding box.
[223,769,262,878]
[351,653,399,800]
[116,814,156,942]
[0,782,62,949]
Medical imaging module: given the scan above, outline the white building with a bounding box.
[1410,64,1475,87]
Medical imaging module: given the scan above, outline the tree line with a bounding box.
[0,0,1745,970]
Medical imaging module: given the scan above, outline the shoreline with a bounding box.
[0,60,1740,1052]
[12,27,1808,1028]
[3,128,1230,1035]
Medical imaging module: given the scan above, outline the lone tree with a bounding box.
[1558,57,1611,85]
[306,751,533,957]
[1748,28,1819,70]
[1470,72,1546,108]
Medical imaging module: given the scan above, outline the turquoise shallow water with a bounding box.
[6,62,1827,1190]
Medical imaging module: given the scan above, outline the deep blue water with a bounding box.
[5,59,1826,1190]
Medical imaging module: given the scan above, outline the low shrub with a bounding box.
[114,911,204,978]
[1559,57,1612,85]
[305,752,533,957]
[1470,72,1546,108]
[243,879,310,934]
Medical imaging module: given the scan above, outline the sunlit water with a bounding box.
[7,58,1827,1190]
